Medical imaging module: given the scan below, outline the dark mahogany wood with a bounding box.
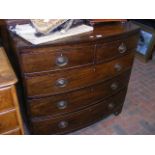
[1,20,140,134]
[20,34,139,74]
[7,21,140,49]
[28,70,131,117]
[31,89,127,135]
[96,35,139,63]
[25,52,134,97]
[20,44,94,73]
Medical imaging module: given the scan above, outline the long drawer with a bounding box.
[31,89,127,135]
[28,70,131,117]
[20,44,94,73]
[25,52,134,97]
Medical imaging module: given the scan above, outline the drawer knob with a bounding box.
[55,78,68,87]
[118,43,127,54]
[110,82,118,90]
[58,121,68,129]
[114,64,122,72]
[108,102,115,109]
[56,100,68,109]
[56,55,68,67]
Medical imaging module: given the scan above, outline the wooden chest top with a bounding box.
[8,21,140,49]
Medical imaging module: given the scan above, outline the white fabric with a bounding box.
[10,24,93,45]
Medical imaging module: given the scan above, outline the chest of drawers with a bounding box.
[0,47,24,135]
[5,21,140,134]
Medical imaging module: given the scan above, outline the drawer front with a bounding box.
[29,70,131,117]
[0,110,18,134]
[25,52,134,97]
[96,35,139,63]
[31,89,126,134]
[0,87,14,112]
[21,45,94,73]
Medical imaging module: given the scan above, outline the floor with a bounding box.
[69,55,155,135]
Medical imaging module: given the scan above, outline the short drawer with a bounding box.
[25,52,134,97]
[96,35,139,63]
[29,70,131,117]
[0,109,18,134]
[31,89,126,135]
[0,87,14,112]
[21,44,94,73]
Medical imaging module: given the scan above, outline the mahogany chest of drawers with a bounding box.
[0,47,24,135]
[5,21,139,134]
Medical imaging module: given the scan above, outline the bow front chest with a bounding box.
[4,21,139,134]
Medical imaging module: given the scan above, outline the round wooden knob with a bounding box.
[118,43,127,54]
[56,100,68,109]
[55,78,68,87]
[114,64,122,72]
[108,103,115,109]
[56,55,68,67]
[58,121,68,129]
[110,82,118,90]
